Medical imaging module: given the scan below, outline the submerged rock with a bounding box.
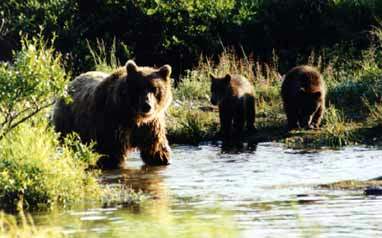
[318,179,382,190]
[364,186,382,196]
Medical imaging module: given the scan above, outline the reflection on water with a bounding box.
[37,143,382,237]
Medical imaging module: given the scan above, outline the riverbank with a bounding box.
[167,40,382,148]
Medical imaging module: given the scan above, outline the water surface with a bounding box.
[37,143,382,237]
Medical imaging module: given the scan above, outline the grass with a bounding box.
[166,34,382,148]
[85,38,371,149]
[0,121,101,212]
[318,179,382,191]
[0,211,64,238]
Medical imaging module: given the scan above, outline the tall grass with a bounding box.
[0,121,101,212]
[0,211,63,238]
[0,35,69,139]
[167,29,382,147]
[0,36,103,212]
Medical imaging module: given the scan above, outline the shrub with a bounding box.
[0,35,69,139]
[0,35,101,212]
[0,121,100,212]
[2,0,382,75]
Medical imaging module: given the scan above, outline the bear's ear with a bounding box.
[159,64,172,79]
[126,60,138,74]
[224,74,231,83]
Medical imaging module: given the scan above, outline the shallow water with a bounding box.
[37,143,382,237]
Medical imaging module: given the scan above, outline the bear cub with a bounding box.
[210,73,256,141]
[52,60,173,168]
[281,65,326,130]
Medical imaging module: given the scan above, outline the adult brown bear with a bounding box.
[210,73,256,141]
[53,60,173,168]
[281,65,326,130]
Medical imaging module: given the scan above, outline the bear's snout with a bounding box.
[142,102,152,113]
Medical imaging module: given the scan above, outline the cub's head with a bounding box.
[210,73,231,106]
[123,60,172,122]
[299,90,323,114]
[297,87,324,129]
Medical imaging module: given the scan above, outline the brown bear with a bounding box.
[210,73,256,141]
[52,60,173,168]
[281,65,326,130]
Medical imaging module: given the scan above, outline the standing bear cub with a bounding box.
[210,73,256,141]
[281,65,326,130]
[53,60,173,168]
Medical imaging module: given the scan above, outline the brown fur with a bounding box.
[53,60,173,168]
[281,65,326,130]
[210,73,256,141]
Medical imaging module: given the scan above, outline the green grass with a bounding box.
[167,33,382,148]
[0,121,101,212]
[0,211,63,238]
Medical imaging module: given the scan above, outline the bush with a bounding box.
[0,121,100,212]
[2,0,382,75]
[0,35,68,139]
[0,35,100,212]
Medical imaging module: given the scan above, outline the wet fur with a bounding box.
[210,74,256,141]
[53,61,173,168]
[281,65,326,130]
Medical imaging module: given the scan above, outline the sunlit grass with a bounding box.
[0,121,101,212]
[169,33,382,148]
[0,211,63,238]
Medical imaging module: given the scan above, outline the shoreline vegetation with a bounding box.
[2,26,382,213]
[1,1,382,237]
[1,26,382,213]
[167,40,382,148]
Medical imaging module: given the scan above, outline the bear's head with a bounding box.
[122,60,172,123]
[298,72,325,126]
[210,73,231,106]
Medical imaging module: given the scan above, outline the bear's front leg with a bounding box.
[311,105,325,129]
[140,142,171,166]
[134,119,171,166]
[219,104,233,141]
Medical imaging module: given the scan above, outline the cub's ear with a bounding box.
[209,73,216,80]
[224,74,231,83]
[126,60,138,74]
[159,64,172,79]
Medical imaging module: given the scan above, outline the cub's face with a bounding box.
[298,90,323,127]
[299,91,322,115]
[210,74,231,106]
[123,60,172,120]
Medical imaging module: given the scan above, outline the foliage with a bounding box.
[318,106,358,147]
[101,184,148,207]
[168,103,218,145]
[0,121,101,212]
[166,27,382,147]
[0,35,68,139]
[2,0,382,74]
